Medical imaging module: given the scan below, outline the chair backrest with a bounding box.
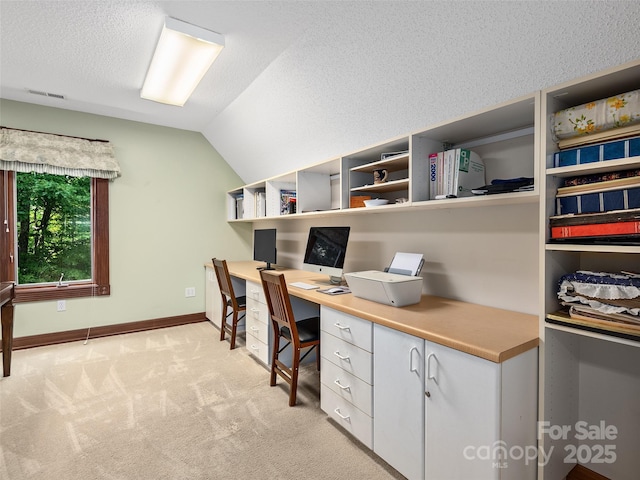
[212,258,240,309]
[259,270,300,343]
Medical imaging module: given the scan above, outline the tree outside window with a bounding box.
[1,171,110,302]
[1,127,116,302]
[16,172,91,285]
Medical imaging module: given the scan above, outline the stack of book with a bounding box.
[551,168,640,242]
[235,194,244,219]
[428,148,485,199]
[255,191,266,217]
[279,189,296,215]
[554,134,640,167]
[550,208,640,242]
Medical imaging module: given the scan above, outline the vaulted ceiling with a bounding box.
[0,0,326,131]
[2,1,639,184]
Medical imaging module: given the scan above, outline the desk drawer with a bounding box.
[321,357,373,416]
[247,337,269,366]
[321,385,372,449]
[246,280,266,304]
[246,312,270,345]
[321,331,373,385]
[247,298,268,324]
[321,307,372,352]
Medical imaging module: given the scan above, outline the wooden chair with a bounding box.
[260,270,320,406]
[212,258,246,349]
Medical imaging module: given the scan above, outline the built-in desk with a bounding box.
[206,260,540,479]
[221,260,538,363]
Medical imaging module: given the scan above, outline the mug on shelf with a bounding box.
[373,169,388,184]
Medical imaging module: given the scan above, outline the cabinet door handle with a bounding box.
[334,379,351,391]
[333,322,351,331]
[334,351,351,361]
[409,346,421,375]
[334,408,351,422]
[426,352,438,384]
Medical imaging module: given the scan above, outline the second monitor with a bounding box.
[302,226,351,284]
[254,228,277,270]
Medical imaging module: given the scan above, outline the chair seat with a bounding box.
[227,295,247,308]
[281,316,320,344]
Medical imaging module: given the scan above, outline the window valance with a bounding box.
[0,127,120,179]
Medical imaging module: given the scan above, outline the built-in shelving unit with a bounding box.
[224,58,640,479]
[227,92,539,221]
[539,59,640,480]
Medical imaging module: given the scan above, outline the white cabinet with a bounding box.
[372,325,537,480]
[425,341,538,480]
[373,324,425,480]
[320,306,374,448]
[245,280,270,365]
[204,265,221,328]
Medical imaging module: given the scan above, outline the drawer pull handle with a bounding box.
[334,351,351,361]
[250,326,260,332]
[334,408,351,422]
[334,379,351,391]
[250,307,260,313]
[333,322,351,331]
[250,344,260,351]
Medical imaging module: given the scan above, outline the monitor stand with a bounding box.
[256,263,275,271]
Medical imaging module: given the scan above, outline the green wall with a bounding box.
[1,99,251,337]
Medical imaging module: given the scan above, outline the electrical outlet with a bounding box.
[57,300,66,312]
[185,287,196,298]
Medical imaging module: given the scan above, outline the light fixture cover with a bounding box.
[141,17,224,106]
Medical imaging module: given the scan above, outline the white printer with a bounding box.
[344,253,424,307]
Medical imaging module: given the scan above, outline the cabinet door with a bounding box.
[425,341,500,480]
[205,266,222,328]
[374,324,425,480]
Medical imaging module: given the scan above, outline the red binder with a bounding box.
[551,220,640,239]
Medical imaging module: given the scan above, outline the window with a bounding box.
[1,171,110,302]
[17,172,91,284]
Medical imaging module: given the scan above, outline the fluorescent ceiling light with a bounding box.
[141,17,224,106]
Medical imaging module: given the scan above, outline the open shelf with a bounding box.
[539,59,640,480]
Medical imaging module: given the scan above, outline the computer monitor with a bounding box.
[302,226,351,284]
[253,228,277,270]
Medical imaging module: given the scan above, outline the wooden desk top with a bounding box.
[207,261,539,363]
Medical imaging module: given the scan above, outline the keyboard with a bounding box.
[289,282,319,290]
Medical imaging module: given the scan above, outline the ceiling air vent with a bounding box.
[27,89,65,100]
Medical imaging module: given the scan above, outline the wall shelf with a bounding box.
[227,92,539,221]
[546,156,640,178]
[350,179,409,194]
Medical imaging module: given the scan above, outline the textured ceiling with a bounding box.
[2,1,640,185]
[0,0,328,131]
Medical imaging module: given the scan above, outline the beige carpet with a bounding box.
[0,322,403,480]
